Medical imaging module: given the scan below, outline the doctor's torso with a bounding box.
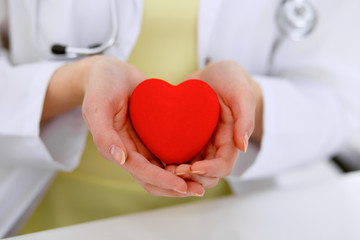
[6,0,282,75]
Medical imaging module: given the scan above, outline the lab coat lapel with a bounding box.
[197,0,223,69]
[111,0,143,61]
[198,0,278,74]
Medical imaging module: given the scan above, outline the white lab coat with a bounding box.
[1,0,360,237]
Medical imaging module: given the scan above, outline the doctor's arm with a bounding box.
[237,3,360,179]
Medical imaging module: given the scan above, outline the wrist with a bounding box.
[76,56,106,99]
[41,56,103,122]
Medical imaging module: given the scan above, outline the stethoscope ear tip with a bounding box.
[51,44,66,55]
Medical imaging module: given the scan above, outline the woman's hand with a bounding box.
[42,56,204,197]
[166,60,263,190]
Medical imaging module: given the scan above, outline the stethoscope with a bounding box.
[267,0,317,74]
[35,0,118,59]
[37,0,317,70]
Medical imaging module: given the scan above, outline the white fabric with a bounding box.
[0,50,66,168]
[1,0,360,237]
[0,167,54,237]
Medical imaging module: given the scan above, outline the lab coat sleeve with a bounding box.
[0,49,87,171]
[233,1,360,180]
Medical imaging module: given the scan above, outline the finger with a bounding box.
[164,165,177,174]
[228,83,256,152]
[136,181,188,198]
[117,119,164,169]
[173,164,198,180]
[189,158,232,178]
[190,175,219,189]
[174,164,192,177]
[189,142,238,178]
[186,181,205,197]
[82,97,128,165]
[145,155,164,169]
[172,163,219,189]
[122,151,188,194]
[165,164,191,179]
[152,166,206,196]
[177,170,220,189]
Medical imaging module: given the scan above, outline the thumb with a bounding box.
[82,100,128,165]
[230,93,255,152]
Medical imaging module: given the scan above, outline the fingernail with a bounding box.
[190,170,205,175]
[192,192,204,197]
[243,133,249,152]
[175,189,187,194]
[175,172,186,176]
[110,145,126,165]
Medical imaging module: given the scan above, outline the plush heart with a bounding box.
[129,78,220,164]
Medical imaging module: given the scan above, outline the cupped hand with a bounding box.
[167,60,262,189]
[81,56,204,197]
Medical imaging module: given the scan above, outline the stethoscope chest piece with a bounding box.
[277,0,317,41]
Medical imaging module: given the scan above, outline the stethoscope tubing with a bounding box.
[34,0,118,58]
[35,0,317,74]
[267,0,317,75]
[63,0,118,56]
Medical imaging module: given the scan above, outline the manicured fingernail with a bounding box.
[243,133,249,152]
[175,189,187,194]
[175,172,186,176]
[193,192,204,197]
[110,145,126,165]
[190,170,205,175]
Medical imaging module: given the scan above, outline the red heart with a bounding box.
[129,78,220,164]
